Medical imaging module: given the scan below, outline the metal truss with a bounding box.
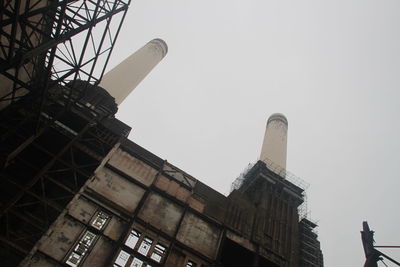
[0,1,132,264]
[0,0,130,108]
[0,97,131,266]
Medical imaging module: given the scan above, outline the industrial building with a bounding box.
[1,1,323,266]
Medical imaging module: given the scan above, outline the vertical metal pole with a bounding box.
[361,221,379,267]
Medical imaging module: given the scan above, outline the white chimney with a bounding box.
[99,38,168,105]
[260,113,288,171]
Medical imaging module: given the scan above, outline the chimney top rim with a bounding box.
[267,113,288,125]
[150,38,168,58]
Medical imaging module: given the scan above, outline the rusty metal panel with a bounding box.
[155,175,192,203]
[68,196,97,224]
[22,252,59,267]
[194,182,226,220]
[82,236,113,267]
[138,192,184,236]
[165,248,186,267]
[224,193,255,237]
[154,175,170,191]
[187,195,205,213]
[103,216,126,241]
[226,231,256,253]
[108,148,158,186]
[88,167,146,213]
[176,213,221,260]
[37,217,84,261]
[175,186,191,203]
[166,179,180,196]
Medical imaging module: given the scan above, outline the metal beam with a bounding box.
[0,121,93,216]
[0,235,28,255]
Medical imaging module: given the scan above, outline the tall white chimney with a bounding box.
[99,38,168,105]
[260,113,288,171]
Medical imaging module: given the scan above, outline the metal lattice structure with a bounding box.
[0,1,132,265]
[231,158,311,221]
[0,0,130,109]
[0,89,131,265]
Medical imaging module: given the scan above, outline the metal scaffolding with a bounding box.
[231,158,311,221]
[1,0,130,108]
[0,1,132,265]
[0,90,130,265]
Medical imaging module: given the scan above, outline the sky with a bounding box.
[105,0,400,266]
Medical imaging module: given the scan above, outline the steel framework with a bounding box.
[0,0,130,108]
[0,0,132,265]
[0,91,131,265]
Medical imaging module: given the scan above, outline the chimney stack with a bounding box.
[260,113,288,170]
[99,38,168,105]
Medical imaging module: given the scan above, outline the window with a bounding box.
[81,231,96,247]
[138,237,153,256]
[65,208,111,266]
[115,250,130,267]
[91,211,110,230]
[115,228,168,266]
[66,252,82,267]
[150,243,166,263]
[130,257,144,267]
[125,230,141,249]
[66,231,97,266]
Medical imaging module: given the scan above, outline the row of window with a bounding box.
[114,249,200,267]
[65,210,205,267]
[114,228,204,267]
[65,210,111,266]
[114,250,153,267]
[114,229,167,267]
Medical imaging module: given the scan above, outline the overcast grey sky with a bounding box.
[108,0,400,266]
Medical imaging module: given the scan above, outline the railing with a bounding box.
[231,157,311,221]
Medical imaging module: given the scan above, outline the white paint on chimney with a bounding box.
[99,38,168,105]
[260,113,288,170]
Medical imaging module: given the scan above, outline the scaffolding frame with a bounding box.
[0,1,132,265]
[0,88,131,265]
[231,158,311,221]
[0,0,130,109]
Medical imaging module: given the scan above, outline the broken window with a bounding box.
[138,237,153,256]
[91,211,110,230]
[150,243,166,262]
[65,231,97,266]
[125,229,141,249]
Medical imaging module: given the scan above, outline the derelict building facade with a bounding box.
[21,108,323,267]
[0,80,323,267]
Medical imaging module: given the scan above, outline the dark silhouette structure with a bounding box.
[361,221,400,267]
[0,1,130,265]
